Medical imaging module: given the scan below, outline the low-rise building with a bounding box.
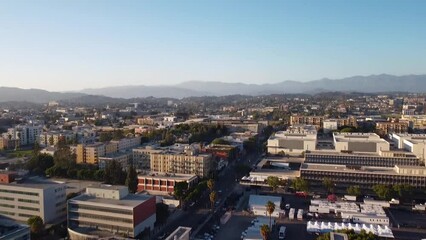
[248,195,283,217]
[267,125,317,155]
[0,173,67,224]
[301,163,426,188]
[98,151,133,170]
[305,151,421,167]
[390,133,426,163]
[165,226,191,240]
[137,173,197,193]
[67,184,156,239]
[333,132,390,154]
[0,216,30,240]
[376,121,409,135]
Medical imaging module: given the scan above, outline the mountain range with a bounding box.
[1,74,426,103]
[80,74,426,98]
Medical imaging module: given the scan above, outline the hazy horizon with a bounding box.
[1,0,425,91]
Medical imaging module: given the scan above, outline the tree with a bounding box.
[27,216,44,235]
[322,177,334,193]
[372,184,393,200]
[211,138,230,145]
[266,176,280,192]
[347,185,362,197]
[392,184,413,200]
[99,132,113,142]
[26,153,54,176]
[156,203,169,226]
[292,177,309,192]
[125,165,138,193]
[265,201,275,229]
[209,191,217,210]
[174,181,188,207]
[260,224,270,240]
[207,179,215,192]
[104,160,126,185]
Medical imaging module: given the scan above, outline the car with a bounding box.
[285,204,291,209]
[218,190,222,194]
[157,233,167,239]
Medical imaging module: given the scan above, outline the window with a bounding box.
[18,199,39,204]
[18,206,39,211]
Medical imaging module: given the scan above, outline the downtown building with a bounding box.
[67,184,156,239]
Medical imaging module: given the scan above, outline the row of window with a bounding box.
[69,204,133,215]
[0,196,14,201]
[70,212,133,223]
[18,206,39,211]
[0,203,15,208]
[0,189,39,196]
[18,198,39,204]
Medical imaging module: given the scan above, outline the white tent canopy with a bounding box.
[307,221,394,238]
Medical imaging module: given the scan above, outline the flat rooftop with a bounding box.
[165,226,191,240]
[138,172,197,181]
[301,163,426,176]
[0,176,64,189]
[71,192,153,209]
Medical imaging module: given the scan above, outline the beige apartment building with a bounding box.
[376,121,409,134]
[150,150,214,177]
[0,172,67,224]
[71,143,106,164]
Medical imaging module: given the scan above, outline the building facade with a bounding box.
[67,184,156,239]
[0,173,67,224]
[300,163,426,188]
[150,150,214,177]
[137,173,198,193]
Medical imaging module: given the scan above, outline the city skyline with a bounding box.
[1,0,425,91]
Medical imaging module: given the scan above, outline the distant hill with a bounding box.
[1,74,426,102]
[0,87,85,103]
[80,85,210,99]
[80,74,426,98]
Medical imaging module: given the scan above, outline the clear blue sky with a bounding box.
[0,0,425,91]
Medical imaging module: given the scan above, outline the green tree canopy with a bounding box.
[266,176,280,192]
[27,216,44,235]
[347,185,362,197]
[292,177,309,192]
[125,165,138,193]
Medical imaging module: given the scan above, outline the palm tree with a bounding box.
[209,191,217,210]
[265,201,276,228]
[207,179,215,192]
[260,224,270,240]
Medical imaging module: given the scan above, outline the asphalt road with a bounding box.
[152,152,260,240]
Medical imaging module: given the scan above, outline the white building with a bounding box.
[67,184,156,239]
[0,174,67,224]
[333,132,390,154]
[390,133,426,163]
[323,120,338,133]
[2,125,43,146]
[267,125,317,155]
[248,195,283,217]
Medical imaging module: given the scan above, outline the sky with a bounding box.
[0,0,425,91]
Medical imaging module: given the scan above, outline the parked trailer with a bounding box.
[289,208,295,220]
[297,209,304,220]
[344,195,357,201]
